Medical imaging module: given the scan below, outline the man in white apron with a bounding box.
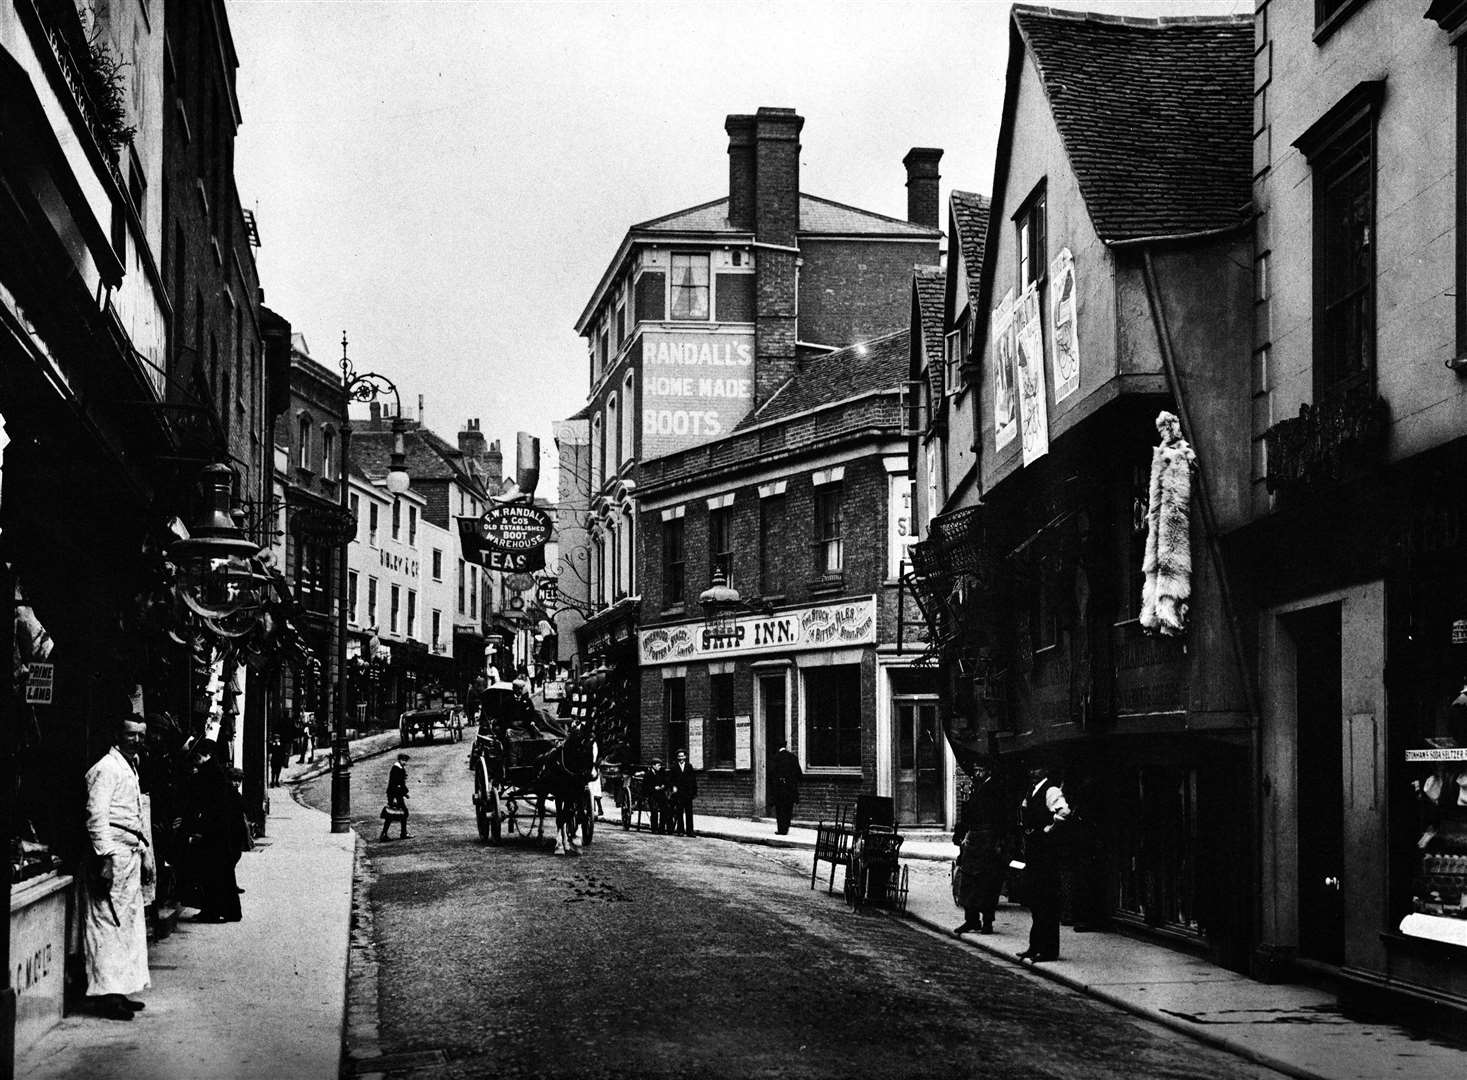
[83,715,152,1020]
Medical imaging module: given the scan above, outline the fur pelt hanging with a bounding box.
[1140,411,1195,637]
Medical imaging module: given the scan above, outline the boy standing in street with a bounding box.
[380,753,412,840]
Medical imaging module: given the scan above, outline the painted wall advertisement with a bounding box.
[992,289,1018,451]
[641,331,755,460]
[888,474,917,580]
[1049,247,1080,403]
[1015,282,1050,465]
[638,597,878,666]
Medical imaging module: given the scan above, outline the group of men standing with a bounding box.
[642,750,698,835]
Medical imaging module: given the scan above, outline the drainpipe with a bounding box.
[1140,247,1264,960]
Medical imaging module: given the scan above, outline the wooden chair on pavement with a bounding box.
[811,805,853,895]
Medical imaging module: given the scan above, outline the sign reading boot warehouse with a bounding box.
[639,597,877,665]
[641,331,754,459]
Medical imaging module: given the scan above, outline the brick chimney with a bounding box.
[903,147,943,230]
[751,107,804,410]
[726,114,756,231]
[485,439,504,492]
[457,418,486,481]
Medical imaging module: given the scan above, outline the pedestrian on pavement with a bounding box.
[668,749,698,836]
[380,752,412,840]
[183,739,246,923]
[83,714,153,1021]
[771,744,801,835]
[296,713,316,764]
[268,732,290,787]
[645,758,669,833]
[1057,769,1107,933]
[952,761,1007,936]
[1017,766,1070,963]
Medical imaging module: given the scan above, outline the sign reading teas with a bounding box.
[641,331,754,459]
[638,597,877,665]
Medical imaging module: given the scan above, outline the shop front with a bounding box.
[577,597,641,763]
[637,597,882,821]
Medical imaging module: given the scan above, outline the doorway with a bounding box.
[759,674,787,816]
[1291,603,1345,965]
[895,697,942,824]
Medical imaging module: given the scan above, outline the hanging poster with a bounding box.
[687,715,705,770]
[734,715,752,770]
[1015,282,1050,466]
[992,289,1018,451]
[1049,247,1080,403]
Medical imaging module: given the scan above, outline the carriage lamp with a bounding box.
[698,569,773,644]
[170,463,270,622]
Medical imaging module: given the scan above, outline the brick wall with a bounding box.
[799,238,938,350]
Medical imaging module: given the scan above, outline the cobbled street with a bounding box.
[300,744,1282,1080]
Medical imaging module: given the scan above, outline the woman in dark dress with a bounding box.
[953,762,1008,936]
[184,739,246,922]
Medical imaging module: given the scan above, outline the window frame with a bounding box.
[662,516,686,608]
[803,664,862,770]
[813,484,844,576]
[709,505,733,583]
[669,251,711,321]
[711,673,736,768]
[664,677,688,756]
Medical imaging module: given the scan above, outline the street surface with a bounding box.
[301,742,1282,1080]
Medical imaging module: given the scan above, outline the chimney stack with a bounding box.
[749,107,804,410]
[485,439,504,492]
[369,401,381,423]
[458,418,487,484]
[726,114,756,231]
[903,147,943,230]
[753,107,803,246]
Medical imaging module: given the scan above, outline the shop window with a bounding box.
[813,485,844,576]
[665,677,687,755]
[710,506,733,582]
[760,496,786,595]
[711,673,736,767]
[1295,82,1382,403]
[805,664,862,769]
[663,517,685,607]
[670,252,710,320]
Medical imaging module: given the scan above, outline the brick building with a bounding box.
[635,330,943,823]
[567,106,942,779]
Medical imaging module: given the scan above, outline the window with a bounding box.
[457,558,466,614]
[408,506,417,546]
[392,497,401,540]
[368,503,378,545]
[390,585,400,634]
[608,396,619,476]
[432,548,443,581]
[760,495,786,595]
[469,565,478,615]
[944,329,962,397]
[664,677,687,756]
[431,609,442,648]
[592,415,603,492]
[1016,188,1047,294]
[350,494,360,538]
[711,673,736,767]
[1315,0,1368,40]
[621,373,635,462]
[636,270,667,322]
[805,664,862,768]
[670,252,710,320]
[1295,83,1381,402]
[709,506,733,582]
[613,300,625,351]
[297,414,312,471]
[407,590,417,638]
[368,577,378,627]
[323,427,336,481]
[814,485,843,575]
[348,571,359,625]
[663,517,686,607]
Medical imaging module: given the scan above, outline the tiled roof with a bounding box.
[744,329,910,428]
[634,195,939,238]
[351,427,483,493]
[949,191,990,301]
[1012,6,1253,242]
[913,268,945,403]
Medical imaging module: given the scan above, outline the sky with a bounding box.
[229,0,1250,489]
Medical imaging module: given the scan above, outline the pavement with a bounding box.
[22,731,1467,1080]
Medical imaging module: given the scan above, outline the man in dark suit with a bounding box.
[379,753,411,841]
[668,749,698,836]
[771,744,802,835]
[1018,766,1070,962]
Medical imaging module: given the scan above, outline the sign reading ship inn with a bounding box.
[638,597,877,665]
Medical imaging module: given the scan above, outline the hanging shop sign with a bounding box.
[637,597,877,666]
[482,504,553,553]
[457,514,548,573]
[992,289,1018,452]
[888,474,917,581]
[1049,247,1080,404]
[1015,282,1050,466]
[641,331,755,460]
[23,662,54,705]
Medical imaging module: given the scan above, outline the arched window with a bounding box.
[621,372,635,463]
[297,413,313,471]
[322,426,337,480]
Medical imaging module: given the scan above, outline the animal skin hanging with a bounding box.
[1140,411,1195,637]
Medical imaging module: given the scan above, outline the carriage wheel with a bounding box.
[476,799,490,843]
[579,788,595,846]
[619,791,632,830]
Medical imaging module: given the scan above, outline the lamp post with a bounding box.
[332,332,409,833]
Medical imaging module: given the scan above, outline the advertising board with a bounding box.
[641,331,755,459]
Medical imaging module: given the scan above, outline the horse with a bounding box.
[524,721,595,855]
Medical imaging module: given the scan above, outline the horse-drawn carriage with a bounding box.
[399,690,465,746]
[469,681,595,850]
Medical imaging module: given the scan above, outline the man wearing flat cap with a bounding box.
[83,715,153,1020]
[380,752,412,840]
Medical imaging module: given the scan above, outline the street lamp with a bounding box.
[697,569,773,644]
[331,332,408,833]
